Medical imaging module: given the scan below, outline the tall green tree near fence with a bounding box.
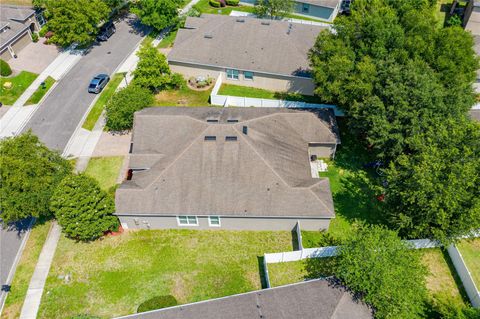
[132,0,181,31]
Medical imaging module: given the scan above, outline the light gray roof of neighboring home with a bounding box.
[470,109,480,122]
[0,5,35,51]
[296,0,341,9]
[0,5,35,22]
[114,279,373,319]
[167,14,328,77]
[116,107,340,218]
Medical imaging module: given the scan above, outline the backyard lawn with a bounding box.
[0,71,38,106]
[82,73,125,131]
[457,238,480,287]
[84,156,124,191]
[217,84,325,104]
[37,229,293,318]
[194,0,255,15]
[154,86,212,107]
[25,76,55,105]
[1,220,52,319]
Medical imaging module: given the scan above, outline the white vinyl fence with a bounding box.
[447,245,480,308]
[210,74,344,116]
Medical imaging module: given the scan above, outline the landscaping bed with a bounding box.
[0,71,38,106]
[1,220,52,319]
[25,76,55,105]
[457,238,480,288]
[37,229,293,318]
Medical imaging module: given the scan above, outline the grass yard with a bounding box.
[37,229,293,318]
[82,73,125,131]
[194,0,255,15]
[24,76,55,105]
[217,84,325,104]
[154,86,212,107]
[1,220,52,319]
[0,71,38,106]
[457,238,480,288]
[84,156,124,191]
[158,30,177,49]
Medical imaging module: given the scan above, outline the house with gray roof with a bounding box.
[167,14,328,96]
[115,279,372,319]
[0,5,42,61]
[115,107,340,231]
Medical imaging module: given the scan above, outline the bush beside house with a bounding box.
[0,59,12,76]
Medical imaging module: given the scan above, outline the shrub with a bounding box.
[105,85,153,131]
[219,0,226,6]
[168,73,185,89]
[209,0,220,7]
[38,25,48,37]
[226,0,239,5]
[50,174,119,241]
[0,59,12,76]
[31,32,39,42]
[137,295,177,313]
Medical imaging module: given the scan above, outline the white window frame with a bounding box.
[177,215,198,226]
[243,71,254,81]
[226,69,239,80]
[208,216,221,227]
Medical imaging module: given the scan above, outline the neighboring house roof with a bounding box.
[116,107,340,219]
[470,109,480,122]
[0,5,35,51]
[115,279,373,319]
[296,0,341,9]
[167,14,328,78]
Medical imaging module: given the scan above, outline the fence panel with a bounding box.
[447,245,480,308]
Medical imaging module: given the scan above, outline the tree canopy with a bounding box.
[50,174,118,241]
[132,0,181,31]
[254,0,294,19]
[0,132,72,223]
[336,225,427,319]
[309,0,480,243]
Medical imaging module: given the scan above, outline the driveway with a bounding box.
[23,15,147,151]
[7,39,60,74]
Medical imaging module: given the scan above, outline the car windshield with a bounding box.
[89,83,97,88]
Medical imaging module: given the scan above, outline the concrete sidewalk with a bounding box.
[19,222,61,319]
[0,48,83,138]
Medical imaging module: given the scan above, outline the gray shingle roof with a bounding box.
[115,107,340,219]
[470,109,480,122]
[0,5,35,51]
[167,14,328,77]
[114,279,373,319]
[297,0,341,9]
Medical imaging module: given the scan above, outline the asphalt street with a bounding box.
[23,15,147,150]
[1,15,146,312]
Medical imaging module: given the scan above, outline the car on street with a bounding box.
[97,22,116,41]
[88,74,110,94]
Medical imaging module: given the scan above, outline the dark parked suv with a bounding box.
[88,74,110,94]
[97,22,116,41]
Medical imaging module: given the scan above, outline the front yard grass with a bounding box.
[82,73,125,131]
[457,238,480,288]
[217,84,325,104]
[158,30,177,49]
[1,220,52,319]
[37,229,293,318]
[195,0,255,15]
[154,86,212,106]
[84,156,124,191]
[24,76,55,105]
[0,71,38,106]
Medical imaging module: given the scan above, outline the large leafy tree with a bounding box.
[336,225,427,319]
[50,174,118,241]
[132,44,172,92]
[0,132,72,223]
[254,0,294,19]
[132,0,180,31]
[42,0,110,47]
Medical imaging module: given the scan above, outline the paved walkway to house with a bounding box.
[19,222,61,319]
[8,39,60,74]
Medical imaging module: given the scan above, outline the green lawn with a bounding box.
[1,220,52,319]
[155,86,212,107]
[457,238,480,288]
[82,73,125,131]
[194,0,255,15]
[217,84,325,104]
[84,156,124,191]
[37,229,293,318]
[0,71,38,106]
[142,30,159,46]
[158,30,177,49]
[24,76,55,105]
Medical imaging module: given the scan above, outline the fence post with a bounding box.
[296,221,303,251]
[263,254,271,288]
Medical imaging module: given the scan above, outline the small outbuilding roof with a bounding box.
[116,107,340,219]
[114,279,373,319]
[167,14,328,78]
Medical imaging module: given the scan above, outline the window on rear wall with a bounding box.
[244,71,254,80]
[226,69,239,80]
[209,216,221,227]
[178,216,198,226]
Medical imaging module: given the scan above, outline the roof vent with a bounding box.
[236,18,245,23]
[242,126,248,135]
[207,119,219,123]
[225,136,237,141]
[204,34,213,39]
[204,136,216,141]
[227,119,238,123]
[261,21,270,26]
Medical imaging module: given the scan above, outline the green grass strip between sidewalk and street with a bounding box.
[24,76,55,106]
[82,73,125,131]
